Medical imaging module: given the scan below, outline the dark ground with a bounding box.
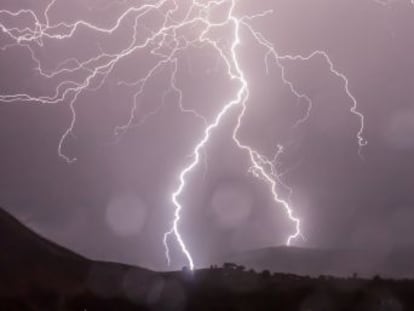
[1,206,413,311]
[217,245,414,279]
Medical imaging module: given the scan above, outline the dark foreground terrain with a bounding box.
[218,245,414,279]
[1,207,414,311]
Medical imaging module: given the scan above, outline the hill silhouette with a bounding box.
[0,207,88,296]
[220,246,414,278]
[0,207,155,309]
[1,206,414,310]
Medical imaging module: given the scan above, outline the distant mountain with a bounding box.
[220,246,414,278]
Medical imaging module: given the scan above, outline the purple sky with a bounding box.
[1,0,414,270]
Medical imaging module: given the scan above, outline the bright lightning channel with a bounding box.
[163,0,366,270]
[0,0,367,271]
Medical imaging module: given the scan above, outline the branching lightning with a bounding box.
[0,0,367,270]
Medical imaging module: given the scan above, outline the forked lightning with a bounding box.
[0,0,367,270]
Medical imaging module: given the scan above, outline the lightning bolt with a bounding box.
[163,0,366,269]
[0,0,367,271]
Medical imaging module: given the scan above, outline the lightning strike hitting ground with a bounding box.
[0,0,367,270]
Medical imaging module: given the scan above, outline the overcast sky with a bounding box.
[1,0,414,270]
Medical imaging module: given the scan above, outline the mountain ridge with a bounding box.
[219,245,414,278]
[0,206,154,299]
